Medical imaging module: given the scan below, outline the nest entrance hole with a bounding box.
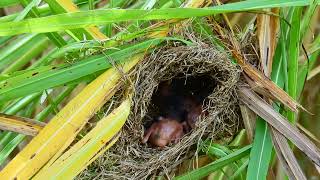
[143,74,218,146]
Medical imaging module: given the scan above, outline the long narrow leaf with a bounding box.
[239,87,320,167]
[174,145,251,180]
[0,39,161,102]
[0,55,141,179]
[0,0,312,36]
[287,7,302,123]
[34,98,131,179]
[0,113,45,136]
[247,118,272,180]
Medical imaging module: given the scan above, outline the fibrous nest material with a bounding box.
[79,42,242,179]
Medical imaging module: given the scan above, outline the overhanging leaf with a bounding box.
[0,39,162,102]
[0,0,312,36]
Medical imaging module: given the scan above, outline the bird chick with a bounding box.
[142,117,184,148]
[182,96,205,130]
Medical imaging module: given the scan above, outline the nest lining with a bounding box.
[79,42,241,179]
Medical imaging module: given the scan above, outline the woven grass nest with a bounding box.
[79,41,242,179]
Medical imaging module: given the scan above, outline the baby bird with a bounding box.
[182,96,205,129]
[142,117,184,148]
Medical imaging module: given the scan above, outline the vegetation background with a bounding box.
[0,0,319,179]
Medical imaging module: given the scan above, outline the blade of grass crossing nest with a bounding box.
[0,113,45,136]
[238,87,320,167]
[0,54,142,179]
[147,0,207,37]
[270,128,307,180]
[33,99,131,179]
[232,51,305,113]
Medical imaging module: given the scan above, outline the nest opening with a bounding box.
[142,75,217,147]
[79,43,242,179]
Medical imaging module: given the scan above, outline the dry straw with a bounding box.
[79,41,242,179]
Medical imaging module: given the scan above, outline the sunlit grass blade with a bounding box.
[34,98,131,179]
[0,0,313,36]
[0,54,141,179]
[174,145,251,180]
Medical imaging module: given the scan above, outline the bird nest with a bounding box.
[79,42,241,179]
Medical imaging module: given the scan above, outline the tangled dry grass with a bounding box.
[79,41,242,179]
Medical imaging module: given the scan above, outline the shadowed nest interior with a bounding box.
[79,42,242,179]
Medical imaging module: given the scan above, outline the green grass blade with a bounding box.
[0,34,36,68]
[0,0,19,8]
[0,0,93,23]
[2,93,41,114]
[15,0,41,21]
[0,86,74,165]
[44,0,106,40]
[35,86,75,121]
[2,35,49,73]
[88,0,94,10]
[300,0,317,39]
[201,141,246,179]
[297,36,320,95]
[0,39,162,102]
[247,118,273,180]
[0,36,12,45]
[174,145,251,180]
[230,159,249,179]
[287,7,302,123]
[0,134,25,165]
[19,0,68,47]
[0,0,312,36]
[0,5,51,23]
[0,132,18,150]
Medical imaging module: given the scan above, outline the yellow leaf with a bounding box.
[0,55,141,179]
[0,113,45,136]
[33,98,131,179]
